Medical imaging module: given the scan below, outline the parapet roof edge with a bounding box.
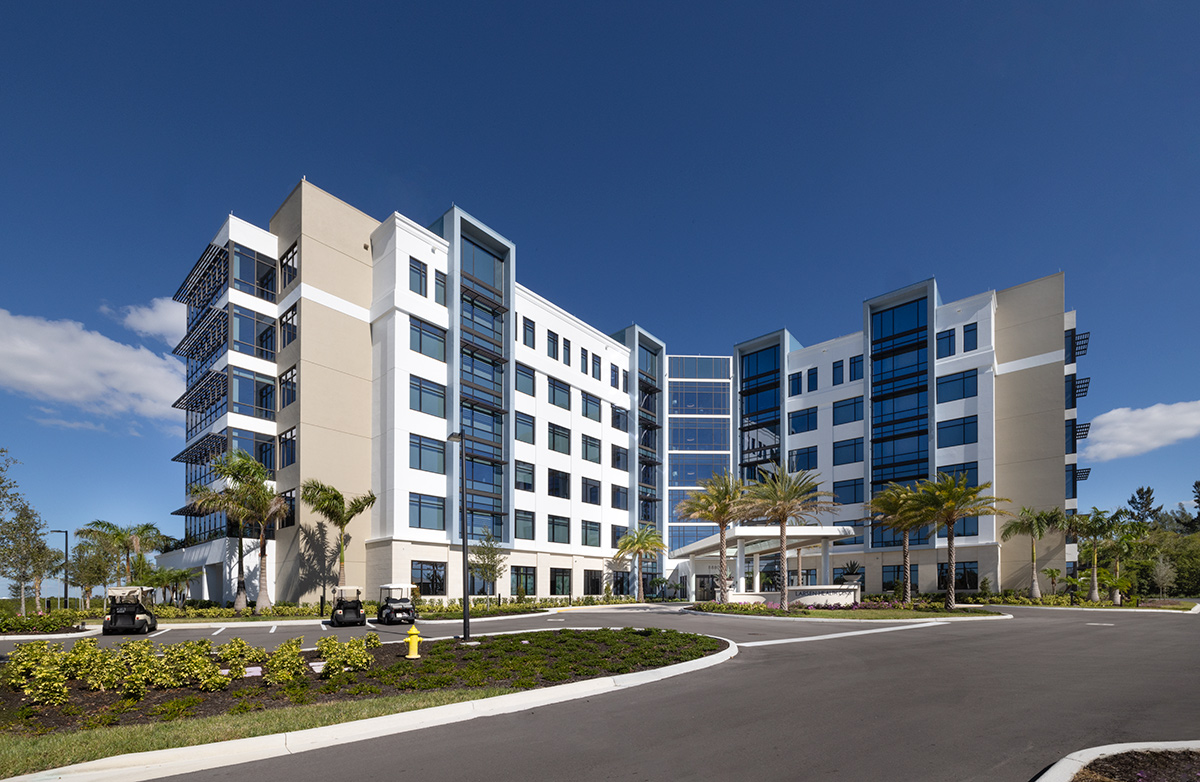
[515,282,631,354]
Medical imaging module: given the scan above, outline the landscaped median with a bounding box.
[688,599,1004,619]
[0,628,727,776]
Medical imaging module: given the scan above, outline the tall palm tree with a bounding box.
[868,483,920,604]
[300,479,377,587]
[75,520,168,586]
[1000,506,1064,600]
[1076,507,1118,602]
[674,473,746,603]
[910,473,1010,610]
[614,525,666,603]
[737,465,837,610]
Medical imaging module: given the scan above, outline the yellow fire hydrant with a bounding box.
[405,625,422,660]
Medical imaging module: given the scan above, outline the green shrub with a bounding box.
[263,637,308,686]
[61,638,120,692]
[315,635,374,679]
[3,641,69,706]
[116,639,160,700]
[218,636,269,680]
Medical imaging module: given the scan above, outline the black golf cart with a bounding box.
[102,586,159,635]
[376,583,418,625]
[330,585,367,627]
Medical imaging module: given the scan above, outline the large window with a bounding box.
[231,428,275,476]
[789,407,817,434]
[515,412,535,444]
[547,331,559,360]
[669,525,718,551]
[410,435,445,473]
[280,305,297,348]
[936,329,955,359]
[963,323,978,352]
[549,378,571,409]
[548,469,571,499]
[669,382,730,415]
[522,317,535,348]
[584,570,602,595]
[232,306,276,361]
[280,243,298,289]
[938,461,979,487]
[549,515,570,543]
[788,446,817,472]
[612,445,629,471]
[850,354,863,381]
[937,416,978,448]
[937,561,979,591]
[410,258,427,296]
[668,356,730,379]
[516,363,535,396]
[833,437,864,466]
[832,396,864,425]
[612,524,629,548]
[669,418,730,451]
[551,567,571,596]
[278,428,296,468]
[612,406,630,432]
[582,434,601,463]
[410,318,446,361]
[231,368,275,420]
[412,561,445,596]
[669,454,729,486]
[279,366,296,409]
[937,369,978,403]
[461,236,504,290]
[582,520,600,547]
[515,461,535,492]
[232,244,277,302]
[833,479,864,505]
[409,377,446,418]
[882,564,918,593]
[514,511,534,540]
[582,477,600,505]
[548,423,571,454]
[511,566,536,596]
[410,493,445,530]
[582,392,601,421]
[612,485,629,510]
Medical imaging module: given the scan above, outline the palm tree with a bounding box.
[868,483,920,604]
[910,473,1010,610]
[1041,567,1061,595]
[300,479,377,587]
[1107,509,1148,587]
[737,465,837,610]
[75,520,168,586]
[1076,507,1118,602]
[674,473,746,603]
[614,525,666,603]
[1000,506,1064,600]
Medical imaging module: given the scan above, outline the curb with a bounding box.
[1032,739,1200,781]
[9,630,738,782]
[0,627,102,642]
[679,609,1012,623]
[1001,604,1199,615]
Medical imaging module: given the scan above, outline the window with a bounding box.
[514,511,534,540]
[937,369,978,403]
[522,317,535,348]
[936,514,979,538]
[669,381,730,415]
[231,368,275,420]
[850,354,863,381]
[279,488,296,529]
[937,416,978,447]
[551,567,571,595]
[582,478,600,505]
[582,392,601,421]
[833,479,864,505]
[584,569,602,596]
[231,428,275,475]
[232,244,277,302]
[549,377,571,409]
[548,423,571,454]
[612,524,629,548]
[410,258,427,296]
[279,366,297,409]
[412,561,445,596]
[549,515,570,543]
[612,485,629,509]
[937,461,979,488]
[669,418,730,451]
[873,522,929,549]
[937,561,979,591]
[612,406,630,432]
[279,428,296,468]
[563,338,571,366]
[547,331,559,360]
[409,435,445,473]
[669,454,729,486]
[833,438,864,465]
[622,370,629,392]
[612,445,629,471]
[592,354,601,380]
[832,396,864,425]
[669,525,718,551]
[788,446,817,472]
[807,367,818,392]
[833,360,844,386]
[410,318,446,361]
[409,377,446,418]
[515,461,535,492]
[582,520,600,547]
[233,306,276,360]
[788,407,818,434]
[280,243,298,289]
[548,469,571,499]
[882,565,918,593]
[1066,420,1077,455]
[1066,374,1077,410]
[788,372,801,396]
[963,322,978,352]
[511,566,536,596]
[515,412,535,444]
[434,271,446,305]
[280,305,297,348]
[582,435,601,463]
[936,329,955,359]
[580,347,588,374]
[1066,464,1077,500]
[611,364,619,388]
[410,494,445,530]
[516,363,535,396]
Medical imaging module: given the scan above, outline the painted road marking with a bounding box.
[270,625,278,633]
[150,628,171,638]
[740,621,946,647]
[547,618,565,622]
[211,627,224,636]
[1087,622,1115,627]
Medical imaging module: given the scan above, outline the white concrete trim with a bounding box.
[1035,740,1200,782]
[278,283,370,323]
[995,349,1064,375]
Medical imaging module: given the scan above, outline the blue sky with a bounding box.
[1,2,1198,562]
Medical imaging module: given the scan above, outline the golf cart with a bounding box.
[376,583,418,625]
[330,585,367,627]
[102,586,159,635]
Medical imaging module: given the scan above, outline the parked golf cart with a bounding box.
[376,583,418,625]
[330,585,367,627]
[102,586,158,635]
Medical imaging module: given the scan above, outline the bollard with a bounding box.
[405,625,422,660]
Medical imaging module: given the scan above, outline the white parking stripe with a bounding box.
[150,628,171,638]
[270,625,278,633]
[740,621,945,647]
[211,627,224,636]
[1087,622,1115,627]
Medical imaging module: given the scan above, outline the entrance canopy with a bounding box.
[670,525,860,560]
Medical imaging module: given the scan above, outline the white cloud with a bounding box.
[119,297,187,346]
[1082,400,1200,462]
[31,417,108,432]
[0,309,185,422]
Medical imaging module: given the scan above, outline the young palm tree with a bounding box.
[868,483,920,604]
[1000,506,1064,600]
[737,465,837,610]
[75,520,168,586]
[1075,507,1118,602]
[614,525,666,603]
[910,473,1010,610]
[300,479,377,587]
[674,473,746,603]
[1040,567,1061,595]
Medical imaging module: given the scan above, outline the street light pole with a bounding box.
[50,529,68,611]
[447,431,470,640]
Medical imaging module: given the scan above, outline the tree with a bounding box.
[910,473,1010,610]
[614,525,666,603]
[468,530,508,607]
[868,483,921,604]
[1041,567,1061,595]
[28,537,64,609]
[70,540,118,609]
[674,472,746,603]
[75,520,168,586]
[1192,481,1200,533]
[1076,507,1118,602]
[1151,555,1177,598]
[0,497,47,615]
[192,451,290,613]
[737,465,837,610]
[1127,487,1162,528]
[1000,506,1064,600]
[300,479,377,588]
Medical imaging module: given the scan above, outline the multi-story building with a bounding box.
[161,180,1086,603]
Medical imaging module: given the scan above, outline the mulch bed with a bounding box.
[1073,750,1200,781]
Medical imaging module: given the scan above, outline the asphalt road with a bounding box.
[8,606,1199,781]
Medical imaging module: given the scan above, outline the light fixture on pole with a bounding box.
[446,431,470,640]
[49,529,68,611]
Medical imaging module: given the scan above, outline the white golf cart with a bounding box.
[102,586,159,635]
[376,583,418,625]
[330,585,367,627]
